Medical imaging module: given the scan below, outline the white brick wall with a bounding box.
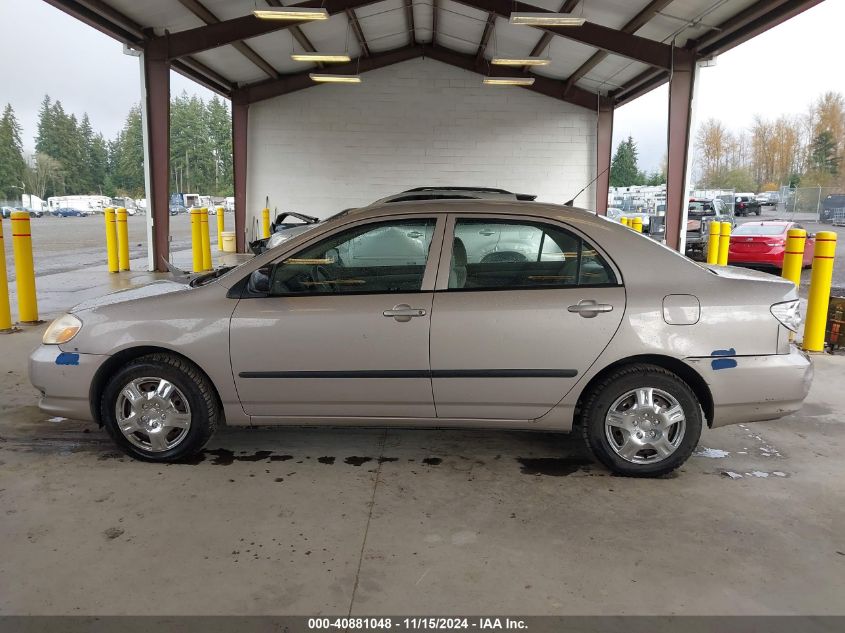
[246,57,597,240]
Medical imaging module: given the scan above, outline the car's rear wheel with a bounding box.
[580,364,702,477]
[101,353,218,462]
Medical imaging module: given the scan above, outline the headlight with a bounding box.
[42,313,82,345]
[771,300,801,333]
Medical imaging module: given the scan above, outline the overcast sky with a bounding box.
[0,0,840,171]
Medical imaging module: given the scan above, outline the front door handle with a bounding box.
[567,299,614,318]
[383,304,427,322]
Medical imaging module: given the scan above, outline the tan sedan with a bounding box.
[29,200,812,476]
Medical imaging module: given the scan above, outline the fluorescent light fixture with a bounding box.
[253,7,329,21]
[509,12,586,26]
[309,73,362,83]
[291,52,353,63]
[491,56,550,66]
[483,77,536,86]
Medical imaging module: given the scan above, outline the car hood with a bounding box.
[70,280,188,314]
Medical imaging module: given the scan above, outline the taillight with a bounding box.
[771,300,801,332]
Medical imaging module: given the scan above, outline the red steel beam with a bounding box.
[523,0,580,71]
[346,8,370,57]
[452,0,672,69]
[143,53,172,272]
[147,0,382,60]
[475,13,496,61]
[595,97,613,216]
[234,46,424,103]
[233,43,599,110]
[232,101,249,254]
[564,0,675,94]
[422,44,598,110]
[406,0,416,45]
[177,0,279,79]
[694,0,825,58]
[664,47,696,252]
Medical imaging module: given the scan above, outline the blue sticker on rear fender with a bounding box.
[710,348,737,370]
[56,352,80,366]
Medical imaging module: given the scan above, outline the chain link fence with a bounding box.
[779,186,844,220]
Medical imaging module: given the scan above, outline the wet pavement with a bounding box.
[1,323,844,615]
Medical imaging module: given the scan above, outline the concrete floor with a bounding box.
[1,322,844,615]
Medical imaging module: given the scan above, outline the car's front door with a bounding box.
[430,215,625,420]
[230,215,444,419]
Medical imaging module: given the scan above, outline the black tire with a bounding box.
[580,363,703,477]
[100,353,218,462]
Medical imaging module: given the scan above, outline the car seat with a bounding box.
[449,237,467,288]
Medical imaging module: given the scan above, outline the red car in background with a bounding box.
[728,221,815,269]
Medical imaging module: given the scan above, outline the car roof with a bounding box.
[342,198,588,220]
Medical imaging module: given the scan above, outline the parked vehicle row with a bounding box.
[2,207,44,218]
[734,193,762,216]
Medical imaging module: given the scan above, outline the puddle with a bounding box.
[517,457,593,476]
[344,456,372,467]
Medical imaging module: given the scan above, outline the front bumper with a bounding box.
[685,346,813,428]
[29,345,108,421]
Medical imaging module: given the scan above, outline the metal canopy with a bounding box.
[44,0,824,110]
[42,0,826,271]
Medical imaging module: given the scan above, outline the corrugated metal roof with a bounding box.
[43,0,824,107]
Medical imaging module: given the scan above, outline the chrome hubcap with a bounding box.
[604,387,686,464]
[115,377,191,453]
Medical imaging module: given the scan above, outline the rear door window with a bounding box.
[448,218,617,290]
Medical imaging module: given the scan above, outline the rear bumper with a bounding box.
[29,345,107,421]
[684,346,813,428]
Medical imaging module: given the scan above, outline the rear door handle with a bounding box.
[567,299,614,318]
[383,304,427,322]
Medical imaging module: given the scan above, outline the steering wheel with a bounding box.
[312,265,337,292]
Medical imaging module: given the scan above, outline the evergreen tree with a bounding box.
[609,136,643,187]
[0,104,26,200]
[809,130,840,176]
[112,105,145,196]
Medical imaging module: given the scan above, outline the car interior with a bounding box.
[259,217,617,296]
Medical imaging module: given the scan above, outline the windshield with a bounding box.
[688,201,714,213]
[732,224,786,236]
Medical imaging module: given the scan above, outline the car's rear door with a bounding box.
[230,215,445,419]
[429,215,625,420]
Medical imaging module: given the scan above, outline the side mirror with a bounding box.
[248,266,272,294]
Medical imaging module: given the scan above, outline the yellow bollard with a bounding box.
[190,208,203,273]
[10,211,38,323]
[216,206,225,251]
[620,217,629,227]
[632,217,643,233]
[262,207,271,239]
[104,207,118,273]
[781,228,807,289]
[718,221,731,266]
[116,207,130,271]
[200,207,212,271]
[803,231,837,352]
[706,220,720,265]
[0,218,13,332]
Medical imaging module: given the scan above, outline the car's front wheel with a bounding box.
[100,353,218,462]
[580,364,702,477]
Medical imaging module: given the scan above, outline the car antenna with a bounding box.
[564,165,610,211]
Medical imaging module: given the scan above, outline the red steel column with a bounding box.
[232,100,249,253]
[665,47,697,251]
[144,53,171,271]
[595,96,614,216]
